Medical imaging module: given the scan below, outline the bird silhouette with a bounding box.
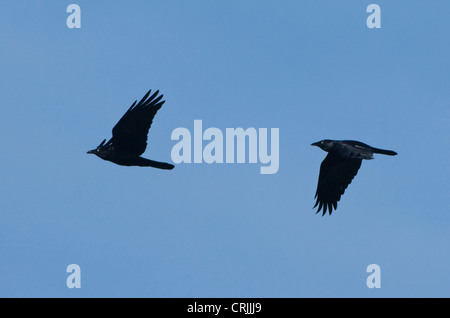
[311,140,397,215]
[87,89,174,169]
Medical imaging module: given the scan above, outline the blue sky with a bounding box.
[0,1,449,297]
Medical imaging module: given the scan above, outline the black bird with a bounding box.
[311,140,397,215]
[87,89,174,169]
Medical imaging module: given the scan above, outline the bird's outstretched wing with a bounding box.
[111,90,165,156]
[314,152,362,215]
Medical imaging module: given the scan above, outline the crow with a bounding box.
[311,140,397,215]
[87,89,174,169]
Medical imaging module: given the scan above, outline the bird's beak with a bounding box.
[87,149,96,154]
[311,142,320,147]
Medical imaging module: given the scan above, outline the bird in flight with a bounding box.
[311,140,397,215]
[87,89,174,169]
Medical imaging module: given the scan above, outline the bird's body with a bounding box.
[87,89,174,170]
[311,139,397,215]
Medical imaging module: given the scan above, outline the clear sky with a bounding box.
[0,1,449,297]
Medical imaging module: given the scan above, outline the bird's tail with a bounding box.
[137,157,175,169]
[372,147,397,156]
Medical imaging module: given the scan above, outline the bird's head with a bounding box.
[311,139,334,152]
[87,139,108,158]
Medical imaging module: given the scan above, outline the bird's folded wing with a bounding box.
[111,90,165,156]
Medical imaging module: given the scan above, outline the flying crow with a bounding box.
[87,89,174,169]
[311,140,396,215]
